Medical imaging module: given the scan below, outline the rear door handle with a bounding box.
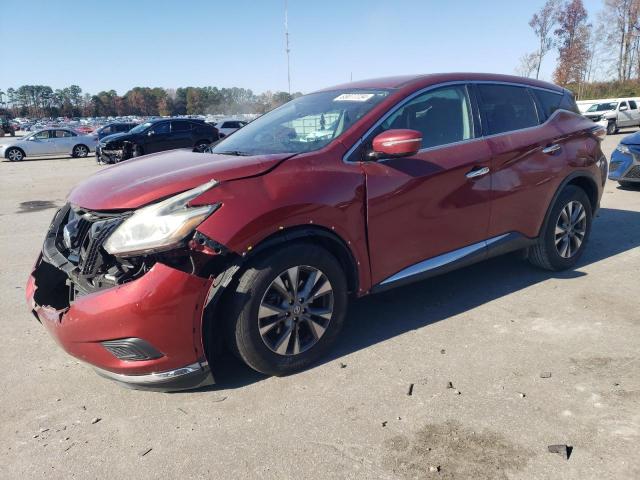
[465,166,490,179]
[543,144,562,155]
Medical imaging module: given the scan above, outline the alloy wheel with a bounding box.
[7,148,23,161]
[258,265,334,356]
[554,200,587,258]
[75,146,88,157]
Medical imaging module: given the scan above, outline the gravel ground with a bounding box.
[1,131,639,479]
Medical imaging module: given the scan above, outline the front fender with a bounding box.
[192,158,372,294]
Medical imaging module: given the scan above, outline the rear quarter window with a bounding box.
[533,90,562,120]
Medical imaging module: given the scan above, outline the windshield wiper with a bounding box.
[215,150,252,156]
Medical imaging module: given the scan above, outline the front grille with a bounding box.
[624,165,640,179]
[42,204,134,298]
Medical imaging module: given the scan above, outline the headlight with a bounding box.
[103,180,219,256]
[616,144,631,155]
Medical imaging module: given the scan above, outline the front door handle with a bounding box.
[465,166,490,179]
[543,144,562,155]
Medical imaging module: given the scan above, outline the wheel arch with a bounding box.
[5,146,26,159]
[247,225,360,296]
[537,171,600,237]
[199,224,360,366]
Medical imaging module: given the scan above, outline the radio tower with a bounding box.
[285,0,291,94]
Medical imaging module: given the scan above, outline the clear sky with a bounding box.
[0,0,605,95]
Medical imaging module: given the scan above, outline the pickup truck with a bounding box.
[583,99,640,135]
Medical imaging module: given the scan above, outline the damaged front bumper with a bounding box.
[25,204,226,392]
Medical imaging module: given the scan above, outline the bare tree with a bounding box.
[602,0,640,81]
[516,52,540,77]
[529,0,560,79]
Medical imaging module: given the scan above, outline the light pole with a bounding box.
[285,0,291,95]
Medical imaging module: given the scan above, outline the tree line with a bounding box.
[520,0,640,98]
[0,85,302,118]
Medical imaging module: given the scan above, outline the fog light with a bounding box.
[102,338,163,361]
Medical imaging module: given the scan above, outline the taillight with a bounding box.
[590,125,606,141]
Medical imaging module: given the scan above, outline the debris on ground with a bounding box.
[429,465,441,472]
[91,417,101,424]
[177,407,188,415]
[64,442,75,452]
[407,383,414,396]
[382,421,388,427]
[540,372,552,378]
[548,444,572,460]
[446,381,454,389]
[453,389,461,395]
[440,349,446,354]
[339,362,347,369]
[140,447,153,457]
[519,393,526,398]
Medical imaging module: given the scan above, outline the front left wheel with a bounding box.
[6,147,24,161]
[72,144,89,158]
[223,243,348,376]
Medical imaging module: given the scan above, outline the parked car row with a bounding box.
[3,116,250,162]
[96,118,219,164]
[0,128,97,161]
[26,73,608,391]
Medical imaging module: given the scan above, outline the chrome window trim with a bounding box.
[342,80,582,163]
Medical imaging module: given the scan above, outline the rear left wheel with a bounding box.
[223,243,348,376]
[528,185,592,271]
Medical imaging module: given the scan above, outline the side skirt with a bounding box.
[370,232,536,294]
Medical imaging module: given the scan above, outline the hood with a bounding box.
[584,109,613,117]
[621,131,640,146]
[100,131,132,144]
[68,149,294,210]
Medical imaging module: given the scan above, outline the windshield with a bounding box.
[129,121,153,134]
[210,89,391,156]
[587,102,618,112]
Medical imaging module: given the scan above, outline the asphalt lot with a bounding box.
[1,131,639,479]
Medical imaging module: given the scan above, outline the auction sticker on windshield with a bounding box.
[333,93,376,102]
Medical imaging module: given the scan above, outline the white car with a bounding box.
[215,119,248,138]
[0,128,97,161]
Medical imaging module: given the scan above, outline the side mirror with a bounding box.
[369,129,422,160]
[620,105,629,111]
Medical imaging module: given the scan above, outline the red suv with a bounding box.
[26,74,607,391]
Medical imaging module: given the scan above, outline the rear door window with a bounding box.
[477,84,539,135]
[630,100,638,110]
[533,89,563,121]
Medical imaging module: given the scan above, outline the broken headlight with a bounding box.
[104,180,220,257]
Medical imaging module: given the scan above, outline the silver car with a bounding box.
[0,128,97,161]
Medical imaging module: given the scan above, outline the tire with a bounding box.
[6,147,25,161]
[528,185,593,271]
[223,243,348,376]
[619,180,640,190]
[194,140,210,152]
[607,121,617,135]
[72,144,89,158]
